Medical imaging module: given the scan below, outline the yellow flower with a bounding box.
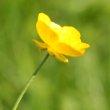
[33,13,90,63]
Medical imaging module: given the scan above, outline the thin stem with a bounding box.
[12,53,49,110]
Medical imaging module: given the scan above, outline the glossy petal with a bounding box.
[37,13,51,25]
[33,39,47,49]
[47,47,68,62]
[60,26,81,45]
[52,26,90,56]
[53,43,84,57]
[55,54,68,63]
[36,13,58,45]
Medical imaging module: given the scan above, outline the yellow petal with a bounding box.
[55,53,68,63]
[59,26,81,46]
[36,13,58,45]
[74,42,90,54]
[53,42,83,57]
[37,13,51,25]
[52,26,90,56]
[50,22,62,35]
[33,39,47,49]
[75,42,90,48]
[47,47,55,55]
[46,46,68,62]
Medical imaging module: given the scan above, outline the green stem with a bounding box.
[12,53,49,110]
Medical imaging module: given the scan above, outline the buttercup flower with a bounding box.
[33,13,90,62]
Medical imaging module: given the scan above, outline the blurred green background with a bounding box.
[0,0,110,110]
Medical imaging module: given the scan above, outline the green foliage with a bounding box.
[0,0,110,110]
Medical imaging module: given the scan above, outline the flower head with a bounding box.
[33,13,90,62]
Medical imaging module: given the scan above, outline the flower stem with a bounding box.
[12,53,49,110]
